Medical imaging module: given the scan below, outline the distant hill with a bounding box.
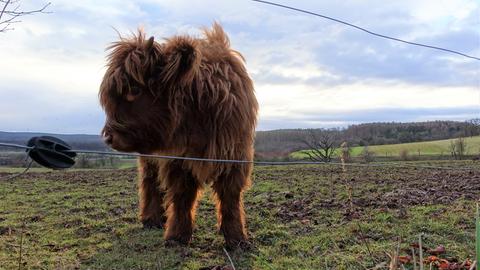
[0,131,107,151]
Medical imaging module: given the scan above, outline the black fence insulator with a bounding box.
[27,136,76,169]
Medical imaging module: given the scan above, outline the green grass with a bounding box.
[477,204,480,265]
[0,167,51,173]
[292,135,480,158]
[0,163,478,269]
[116,159,137,169]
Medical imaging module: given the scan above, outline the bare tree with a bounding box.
[0,0,50,32]
[450,140,457,160]
[450,137,467,160]
[467,118,480,137]
[300,129,338,162]
[360,146,375,163]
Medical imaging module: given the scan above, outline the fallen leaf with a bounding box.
[300,219,310,225]
[461,259,472,268]
[427,245,446,255]
[437,259,449,269]
[398,255,411,264]
[425,255,439,263]
[410,242,428,250]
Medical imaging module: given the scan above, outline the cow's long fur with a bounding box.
[99,23,258,248]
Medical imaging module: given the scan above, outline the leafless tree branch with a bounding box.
[300,129,339,162]
[0,0,50,33]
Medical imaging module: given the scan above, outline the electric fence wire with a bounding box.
[2,159,33,181]
[251,0,480,61]
[0,143,33,180]
[0,142,478,182]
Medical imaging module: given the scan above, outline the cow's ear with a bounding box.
[162,36,200,86]
[121,31,159,87]
[145,36,154,51]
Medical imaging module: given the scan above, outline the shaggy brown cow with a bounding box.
[99,23,258,249]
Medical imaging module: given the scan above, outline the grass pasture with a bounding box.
[292,136,480,159]
[0,161,479,269]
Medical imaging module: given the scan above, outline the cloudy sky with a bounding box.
[0,0,478,134]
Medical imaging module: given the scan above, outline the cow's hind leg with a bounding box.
[212,167,250,249]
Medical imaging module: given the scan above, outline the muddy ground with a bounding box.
[0,161,479,269]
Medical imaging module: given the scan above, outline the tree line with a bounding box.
[255,120,480,156]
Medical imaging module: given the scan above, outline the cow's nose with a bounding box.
[103,132,113,145]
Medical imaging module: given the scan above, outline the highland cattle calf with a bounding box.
[99,23,258,249]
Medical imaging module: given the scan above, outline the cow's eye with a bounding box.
[126,86,142,102]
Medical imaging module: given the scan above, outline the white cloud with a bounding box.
[256,81,479,119]
[0,0,478,133]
